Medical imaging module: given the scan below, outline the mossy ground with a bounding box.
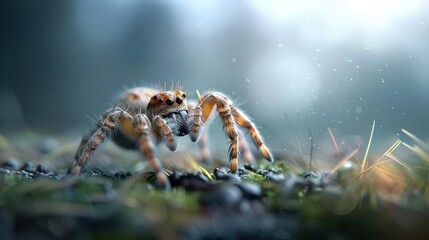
[1,130,429,239]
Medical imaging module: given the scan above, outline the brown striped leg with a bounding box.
[199,92,240,173]
[69,108,131,176]
[153,116,178,151]
[231,107,273,162]
[189,104,203,142]
[134,114,170,189]
[238,129,254,164]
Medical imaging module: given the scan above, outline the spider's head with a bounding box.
[147,90,190,136]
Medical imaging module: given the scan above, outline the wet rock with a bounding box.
[213,168,241,182]
[169,171,211,191]
[36,163,48,173]
[302,171,322,187]
[244,163,256,172]
[16,170,36,179]
[86,168,104,177]
[266,172,286,182]
[237,168,245,176]
[234,182,262,200]
[200,184,242,209]
[1,157,19,170]
[114,171,132,179]
[20,162,35,172]
[213,168,229,180]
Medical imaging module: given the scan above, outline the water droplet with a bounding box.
[332,68,337,71]
[355,106,362,114]
[347,59,353,63]
[245,78,251,82]
[356,65,360,68]
[278,43,284,48]
[232,58,237,63]
[381,78,385,83]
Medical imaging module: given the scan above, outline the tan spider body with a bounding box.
[69,86,273,188]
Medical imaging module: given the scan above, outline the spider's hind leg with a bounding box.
[232,107,273,162]
[68,108,132,176]
[238,129,255,164]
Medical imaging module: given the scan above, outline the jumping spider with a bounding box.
[69,86,273,188]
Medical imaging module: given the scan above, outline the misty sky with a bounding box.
[1,0,428,154]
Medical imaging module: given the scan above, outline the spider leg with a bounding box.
[188,101,203,142]
[232,107,274,162]
[134,114,170,189]
[200,92,240,173]
[69,107,132,176]
[153,116,178,151]
[238,129,255,164]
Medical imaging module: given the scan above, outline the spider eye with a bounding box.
[166,98,174,105]
[176,97,183,104]
[182,93,186,98]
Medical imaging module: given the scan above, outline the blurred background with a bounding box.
[1,0,428,156]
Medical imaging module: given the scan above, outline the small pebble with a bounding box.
[244,163,256,171]
[0,169,10,174]
[36,163,48,173]
[266,172,286,182]
[1,157,19,170]
[20,162,35,172]
[213,168,241,182]
[234,182,262,199]
[213,168,229,180]
[178,172,212,191]
[200,184,242,209]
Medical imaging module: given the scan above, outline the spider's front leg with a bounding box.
[199,92,241,173]
[68,107,132,176]
[134,114,170,189]
[188,101,203,142]
[153,116,178,151]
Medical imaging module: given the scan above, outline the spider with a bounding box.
[68,85,273,188]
